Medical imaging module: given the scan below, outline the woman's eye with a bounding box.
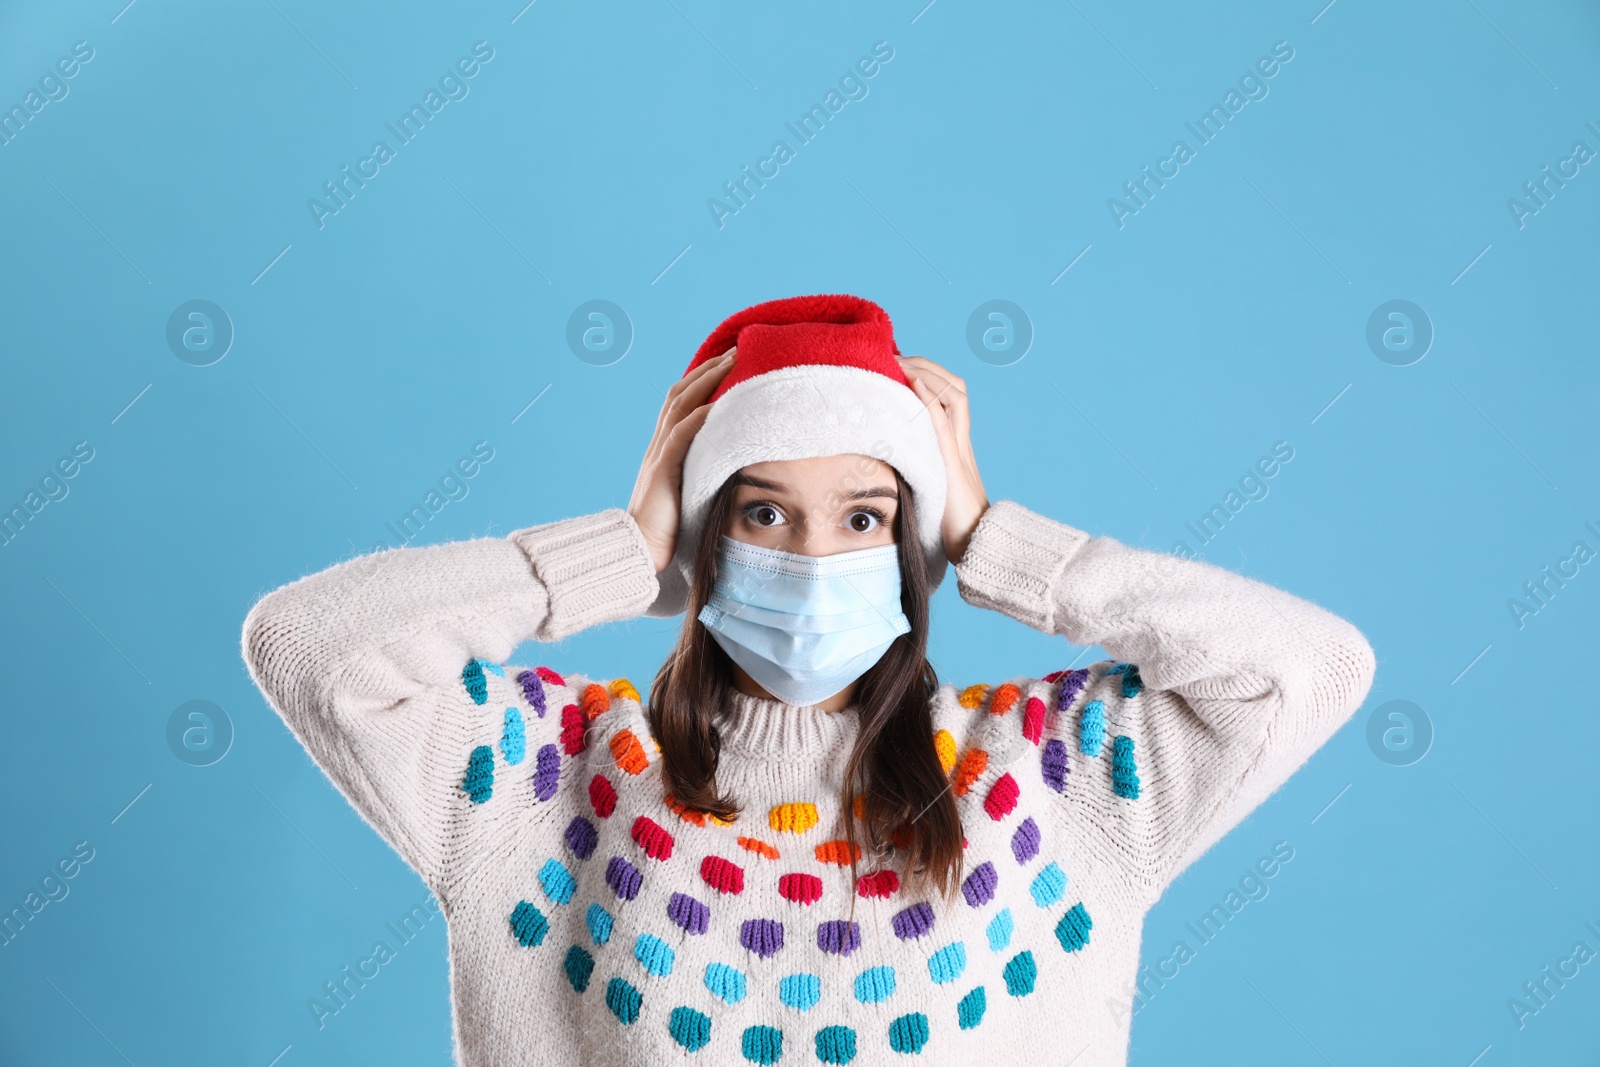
[846,510,882,534]
[747,504,786,527]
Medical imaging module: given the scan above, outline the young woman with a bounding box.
[243,295,1374,1066]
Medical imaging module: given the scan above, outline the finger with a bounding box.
[909,375,958,456]
[657,401,714,478]
[902,358,973,460]
[661,350,736,436]
[898,356,967,397]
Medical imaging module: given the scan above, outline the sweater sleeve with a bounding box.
[240,508,660,889]
[952,499,1375,897]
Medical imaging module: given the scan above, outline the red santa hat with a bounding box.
[644,293,948,618]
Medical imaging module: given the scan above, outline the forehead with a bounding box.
[736,455,898,494]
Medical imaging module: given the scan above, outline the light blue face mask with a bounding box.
[697,536,912,708]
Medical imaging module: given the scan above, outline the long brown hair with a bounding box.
[646,467,965,902]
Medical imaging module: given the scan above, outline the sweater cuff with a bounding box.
[510,509,660,641]
[954,500,1091,633]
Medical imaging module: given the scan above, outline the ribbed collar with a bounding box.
[717,688,859,761]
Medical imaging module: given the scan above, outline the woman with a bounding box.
[243,294,1374,1066]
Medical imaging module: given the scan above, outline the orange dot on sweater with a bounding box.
[663,793,707,827]
[952,748,988,796]
[990,683,1021,716]
[814,840,861,866]
[608,678,641,703]
[932,730,957,774]
[769,802,819,834]
[581,683,610,720]
[610,730,648,775]
[737,836,780,861]
[959,684,989,709]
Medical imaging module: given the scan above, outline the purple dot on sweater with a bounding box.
[667,891,710,935]
[891,902,936,940]
[740,918,784,959]
[817,920,861,957]
[564,816,598,860]
[961,861,998,908]
[606,856,642,901]
[1012,817,1041,865]
[515,669,548,718]
[532,744,561,801]
[1041,739,1069,794]
[1056,668,1089,712]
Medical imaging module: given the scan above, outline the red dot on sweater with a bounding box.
[535,666,565,686]
[631,816,675,861]
[984,773,1021,821]
[559,704,586,756]
[589,774,617,819]
[778,872,823,906]
[1022,697,1046,745]
[701,855,745,895]
[856,869,900,899]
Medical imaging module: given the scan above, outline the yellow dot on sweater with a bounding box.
[959,684,990,709]
[608,678,641,703]
[768,802,819,834]
[933,730,957,774]
[708,812,735,827]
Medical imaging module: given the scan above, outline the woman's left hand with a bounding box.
[898,356,990,565]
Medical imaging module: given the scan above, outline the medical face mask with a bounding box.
[697,536,912,708]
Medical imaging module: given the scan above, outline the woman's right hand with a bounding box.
[627,348,737,573]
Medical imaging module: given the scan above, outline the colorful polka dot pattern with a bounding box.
[456,661,1139,1059]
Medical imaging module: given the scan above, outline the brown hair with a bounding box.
[645,467,965,902]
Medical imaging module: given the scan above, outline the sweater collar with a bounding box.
[717,688,859,760]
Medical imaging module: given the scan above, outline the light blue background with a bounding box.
[2,1,1596,1064]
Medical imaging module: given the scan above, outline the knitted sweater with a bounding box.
[241,501,1375,1067]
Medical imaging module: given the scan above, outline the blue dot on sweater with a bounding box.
[563,945,594,992]
[887,1012,929,1054]
[501,708,526,765]
[539,858,576,905]
[986,908,1014,952]
[1030,862,1067,908]
[508,900,547,948]
[957,986,987,1029]
[634,933,675,978]
[669,1006,712,1052]
[741,1024,783,1064]
[815,1025,857,1064]
[854,965,895,1004]
[586,903,613,946]
[1003,950,1038,996]
[927,941,967,985]
[778,973,820,1011]
[705,962,747,1004]
[605,976,642,1025]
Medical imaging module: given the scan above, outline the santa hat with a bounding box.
[644,293,948,618]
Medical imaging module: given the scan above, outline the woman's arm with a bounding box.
[954,499,1376,896]
[240,509,659,886]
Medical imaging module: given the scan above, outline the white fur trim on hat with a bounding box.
[643,364,948,618]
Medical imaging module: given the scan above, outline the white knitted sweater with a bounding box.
[241,501,1374,1066]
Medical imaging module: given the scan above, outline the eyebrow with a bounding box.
[732,474,899,501]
